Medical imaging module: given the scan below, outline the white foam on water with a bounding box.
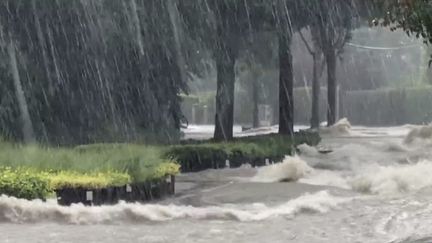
[251,156,313,183]
[297,143,321,157]
[292,132,432,195]
[404,125,432,145]
[299,170,351,189]
[319,118,352,136]
[385,141,410,153]
[0,191,350,224]
[350,160,432,195]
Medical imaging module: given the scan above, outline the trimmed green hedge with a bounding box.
[0,166,180,200]
[0,142,180,200]
[0,168,134,200]
[0,131,320,199]
[48,171,132,190]
[0,167,50,200]
[165,131,320,172]
[0,143,179,182]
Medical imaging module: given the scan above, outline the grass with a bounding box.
[0,142,178,182]
[0,131,319,199]
[0,142,180,199]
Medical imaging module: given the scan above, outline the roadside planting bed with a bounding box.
[0,131,320,204]
[0,143,178,205]
[165,131,321,172]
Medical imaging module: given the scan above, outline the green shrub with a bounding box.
[165,132,320,172]
[0,167,51,200]
[0,142,181,199]
[48,171,132,190]
[0,143,179,182]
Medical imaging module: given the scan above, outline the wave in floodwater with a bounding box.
[0,191,349,224]
[293,125,432,195]
[319,118,352,136]
[251,156,313,183]
[404,125,432,145]
[391,236,432,243]
[350,160,432,195]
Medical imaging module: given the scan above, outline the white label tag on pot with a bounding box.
[126,184,132,192]
[86,191,93,201]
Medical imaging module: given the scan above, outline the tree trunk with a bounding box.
[252,77,259,128]
[311,53,320,129]
[213,42,236,141]
[8,42,35,144]
[278,34,294,135]
[326,48,337,126]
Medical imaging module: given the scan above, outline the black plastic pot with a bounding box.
[55,175,175,206]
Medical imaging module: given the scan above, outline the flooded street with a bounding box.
[1,1,431,242]
[2,125,432,243]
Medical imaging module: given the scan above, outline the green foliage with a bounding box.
[48,171,132,190]
[0,167,133,200]
[0,167,51,200]
[379,0,432,44]
[0,142,180,199]
[165,132,320,172]
[0,143,178,181]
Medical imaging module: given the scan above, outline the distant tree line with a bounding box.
[179,0,361,140]
[0,0,426,144]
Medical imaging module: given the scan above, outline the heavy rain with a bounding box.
[1,1,432,242]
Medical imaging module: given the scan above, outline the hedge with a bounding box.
[0,131,320,200]
[165,131,321,172]
[0,142,180,200]
[0,167,51,200]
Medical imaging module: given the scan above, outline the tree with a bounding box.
[211,2,240,141]
[273,0,309,135]
[305,0,355,126]
[212,1,277,140]
[237,55,265,128]
[368,0,432,84]
[376,0,432,44]
[298,28,326,129]
[178,0,275,141]
[274,0,295,135]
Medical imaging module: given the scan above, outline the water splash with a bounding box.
[0,191,349,224]
[251,156,313,183]
[320,118,352,136]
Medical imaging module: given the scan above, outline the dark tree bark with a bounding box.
[213,39,236,141]
[326,48,337,126]
[278,33,294,135]
[252,77,260,128]
[298,28,323,129]
[311,52,321,129]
